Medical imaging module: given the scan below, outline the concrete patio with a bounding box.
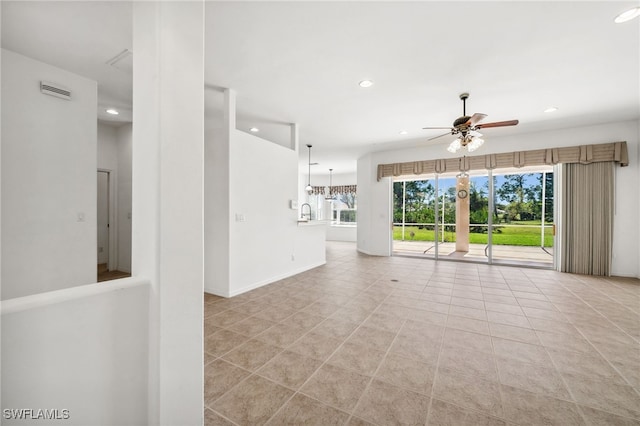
[393,240,554,267]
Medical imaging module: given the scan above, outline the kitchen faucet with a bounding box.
[300,203,311,220]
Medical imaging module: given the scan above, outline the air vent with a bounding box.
[40,81,71,100]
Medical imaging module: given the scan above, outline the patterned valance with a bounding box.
[329,185,357,196]
[309,186,325,195]
[376,141,628,181]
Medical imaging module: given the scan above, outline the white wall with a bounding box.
[116,124,132,273]
[326,225,357,242]
[206,117,326,297]
[357,153,393,256]
[204,96,230,297]
[228,130,325,296]
[1,49,97,300]
[1,280,149,426]
[97,122,132,273]
[357,119,640,277]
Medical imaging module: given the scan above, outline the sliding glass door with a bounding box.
[392,178,438,258]
[392,165,555,268]
[491,167,554,266]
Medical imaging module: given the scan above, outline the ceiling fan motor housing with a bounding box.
[453,116,471,128]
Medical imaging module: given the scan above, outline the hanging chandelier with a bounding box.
[325,168,336,200]
[305,144,313,194]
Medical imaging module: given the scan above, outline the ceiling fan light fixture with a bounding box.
[466,137,485,152]
[615,6,640,23]
[447,138,462,153]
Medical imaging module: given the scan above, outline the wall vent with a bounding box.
[40,81,71,100]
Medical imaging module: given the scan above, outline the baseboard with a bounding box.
[228,261,326,298]
[356,247,389,257]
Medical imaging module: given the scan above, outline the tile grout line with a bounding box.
[261,276,395,425]
[203,245,640,425]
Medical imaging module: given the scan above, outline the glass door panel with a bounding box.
[392,178,438,258]
[466,172,490,263]
[491,166,554,266]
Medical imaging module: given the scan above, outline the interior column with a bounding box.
[132,2,204,424]
[456,175,470,252]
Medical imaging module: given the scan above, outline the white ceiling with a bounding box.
[1,1,133,124]
[3,1,639,174]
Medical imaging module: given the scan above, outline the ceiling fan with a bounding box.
[423,93,519,153]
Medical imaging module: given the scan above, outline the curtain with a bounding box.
[561,162,615,276]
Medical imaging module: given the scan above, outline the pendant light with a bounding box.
[325,168,335,200]
[305,144,313,194]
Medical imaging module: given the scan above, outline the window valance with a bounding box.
[309,186,326,195]
[311,185,358,196]
[330,185,357,196]
[376,141,628,181]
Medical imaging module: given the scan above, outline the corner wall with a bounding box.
[357,153,392,256]
[205,121,326,297]
[1,49,97,300]
[228,130,313,295]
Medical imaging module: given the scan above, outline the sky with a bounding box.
[418,171,552,204]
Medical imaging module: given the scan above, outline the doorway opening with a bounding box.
[97,169,130,282]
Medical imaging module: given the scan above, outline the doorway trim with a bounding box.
[98,168,118,272]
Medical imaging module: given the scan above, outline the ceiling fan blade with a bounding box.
[422,126,455,130]
[467,113,487,126]
[427,131,453,141]
[476,119,519,129]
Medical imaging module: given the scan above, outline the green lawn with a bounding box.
[394,222,554,247]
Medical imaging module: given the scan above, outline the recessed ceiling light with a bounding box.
[359,80,374,88]
[106,108,119,115]
[399,130,408,135]
[250,127,259,132]
[614,6,640,23]
[544,107,558,113]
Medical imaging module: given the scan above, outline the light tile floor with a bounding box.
[204,242,640,425]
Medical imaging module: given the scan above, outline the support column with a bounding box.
[456,175,470,252]
[204,89,234,296]
[133,2,204,425]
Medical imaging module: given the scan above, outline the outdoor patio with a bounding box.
[393,240,554,267]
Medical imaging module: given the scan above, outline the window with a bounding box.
[307,187,357,225]
[331,192,357,225]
